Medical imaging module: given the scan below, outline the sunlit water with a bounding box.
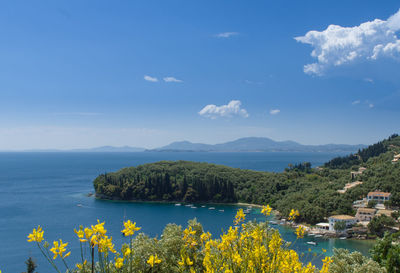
[0,152,373,272]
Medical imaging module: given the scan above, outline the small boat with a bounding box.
[219,209,224,212]
[269,221,278,225]
[209,207,215,210]
[339,237,347,240]
[77,204,83,207]
[307,242,317,246]
[190,206,197,209]
[175,203,182,206]
[185,204,193,207]
[201,205,206,208]
[315,235,323,238]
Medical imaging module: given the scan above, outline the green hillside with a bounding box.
[93,134,400,225]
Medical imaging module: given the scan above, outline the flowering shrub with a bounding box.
[27,206,332,272]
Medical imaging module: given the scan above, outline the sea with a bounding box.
[0,152,374,272]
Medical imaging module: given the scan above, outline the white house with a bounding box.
[328,215,357,232]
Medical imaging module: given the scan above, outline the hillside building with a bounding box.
[328,215,357,232]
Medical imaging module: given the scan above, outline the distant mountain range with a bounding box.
[149,137,366,153]
[7,146,146,153]
[2,137,366,153]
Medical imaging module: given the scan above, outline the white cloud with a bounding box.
[295,9,400,75]
[269,109,280,115]
[144,75,158,82]
[215,32,239,38]
[163,77,183,83]
[352,100,361,105]
[369,103,374,108]
[364,78,374,83]
[199,100,249,119]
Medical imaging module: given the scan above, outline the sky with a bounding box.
[0,0,400,150]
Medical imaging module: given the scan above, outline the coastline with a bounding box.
[93,193,264,208]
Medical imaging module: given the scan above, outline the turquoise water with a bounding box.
[0,152,372,272]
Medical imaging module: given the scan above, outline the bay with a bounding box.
[0,151,372,272]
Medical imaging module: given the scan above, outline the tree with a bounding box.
[329,249,386,273]
[371,232,400,273]
[368,215,396,237]
[368,200,378,208]
[334,221,347,233]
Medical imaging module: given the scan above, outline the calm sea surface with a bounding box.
[0,152,373,272]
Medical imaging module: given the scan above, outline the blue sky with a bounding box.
[0,0,399,149]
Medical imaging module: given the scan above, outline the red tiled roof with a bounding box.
[367,191,391,197]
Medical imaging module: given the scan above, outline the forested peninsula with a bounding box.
[93,134,400,224]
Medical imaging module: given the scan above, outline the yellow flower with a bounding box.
[92,219,107,236]
[121,220,141,237]
[50,239,69,260]
[27,225,44,243]
[115,257,124,269]
[123,247,131,257]
[74,226,87,242]
[179,255,194,266]
[76,260,87,270]
[261,204,272,216]
[322,248,327,253]
[295,225,306,239]
[147,254,161,267]
[321,256,333,273]
[84,227,94,241]
[288,209,300,221]
[234,209,246,225]
[200,232,211,242]
[98,235,116,253]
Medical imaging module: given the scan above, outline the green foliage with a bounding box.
[325,134,398,169]
[333,221,346,232]
[371,232,400,273]
[329,248,386,273]
[367,200,378,208]
[368,215,396,238]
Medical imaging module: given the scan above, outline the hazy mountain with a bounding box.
[150,137,366,152]
[5,146,146,153]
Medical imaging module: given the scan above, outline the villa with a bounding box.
[328,215,357,232]
[355,207,376,222]
[367,191,391,204]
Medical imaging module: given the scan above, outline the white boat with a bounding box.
[191,206,197,209]
[185,204,193,207]
[269,221,278,225]
[340,237,347,240]
[175,203,182,206]
[209,207,215,210]
[219,209,224,212]
[201,205,206,208]
[307,242,317,246]
[315,235,322,238]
